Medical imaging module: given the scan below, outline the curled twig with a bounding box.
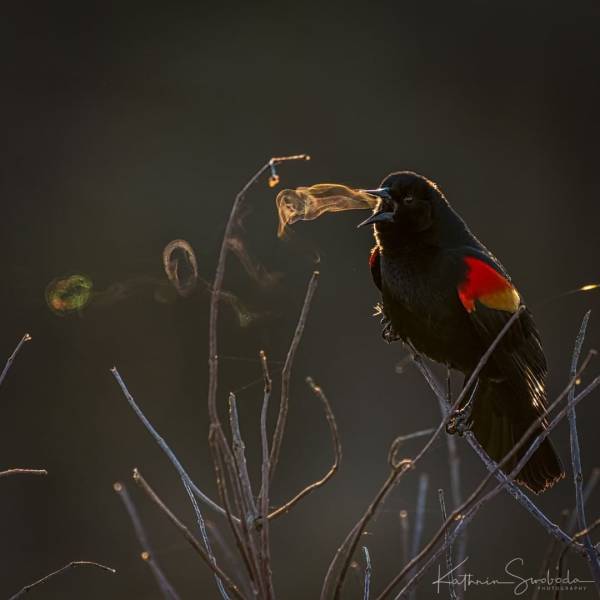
[268,375,341,520]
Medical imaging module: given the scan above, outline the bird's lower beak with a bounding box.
[357,209,395,228]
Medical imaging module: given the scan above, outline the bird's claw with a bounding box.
[446,406,473,436]
[382,321,402,344]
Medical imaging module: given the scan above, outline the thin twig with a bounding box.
[565,311,600,588]
[411,348,596,554]
[206,520,253,598]
[437,489,458,600]
[531,509,569,600]
[226,393,266,598]
[268,376,341,520]
[390,429,436,447]
[323,458,414,600]
[181,476,231,600]
[385,367,600,599]
[209,428,261,597]
[0,468,47,479]
[269,270,320,482]
[110,367,231,520]
[555,516,600,600]
[408,474,428,600]
[208,154,310,444]
[132,468,245,600]
[399,510,410,569]
[322,308,525,600]
[0,333,31,388]
[567,467,600,534]
[410,474,429,559]
[257,350,275,599]
[113,482,180,600]
[363,546,372,600]
[8,561,115,600]
[443,368,465,578]
[376,327,598,599]
[205,156,310,597]
[228,393,258,520]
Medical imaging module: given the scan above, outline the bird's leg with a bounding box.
[378,305,401,344]
[446,377,478,436]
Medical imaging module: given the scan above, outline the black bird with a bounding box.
[358,171,564,493]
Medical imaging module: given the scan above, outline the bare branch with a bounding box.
[258,350,275,598]
[226,393,266,598]
[181,476,231,600]
[8,561,115,600]
[0,468,47,479]
[113,482,180,600]
[202,156,310,600]
[323,458,414,600]
[408,474,429,600]
[322,308,525,600]
[268,376,341,520]
[208,154,309,436]
[362,546,372,600]
[228,393,258,520]
[269,270,320,482]
[412,347,597,550]
[565,311,600,588]
[437,489,458,600]
[531,509,569,600]
[0,333,31,388]
[410,473,429,560]
[399,510,410,569]
[132,468,245,600]
[110,367,230,520]
[555,515,600,598]
[209,429,262,597]
[566,467,600,534]
[384,366,600,599]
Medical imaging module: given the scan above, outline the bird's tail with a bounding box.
[470,378,564,494]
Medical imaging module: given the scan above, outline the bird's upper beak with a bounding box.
[357,187,394,228]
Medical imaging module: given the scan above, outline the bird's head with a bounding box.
[357,171,446,234]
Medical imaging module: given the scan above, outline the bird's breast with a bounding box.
[379,249,478,370]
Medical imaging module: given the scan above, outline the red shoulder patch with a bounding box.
[458,256,520,313]
[369,246,379,269]
[369,246,382,291]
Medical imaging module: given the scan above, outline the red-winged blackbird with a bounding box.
[359,171,564,493]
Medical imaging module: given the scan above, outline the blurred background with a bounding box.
[2,1,600,598]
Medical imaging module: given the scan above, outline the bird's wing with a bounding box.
[456,249,548,415]
[369,245,382,291]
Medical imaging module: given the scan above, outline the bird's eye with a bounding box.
[403,195,415,206]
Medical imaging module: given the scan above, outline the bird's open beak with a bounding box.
[357,188,394,228]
